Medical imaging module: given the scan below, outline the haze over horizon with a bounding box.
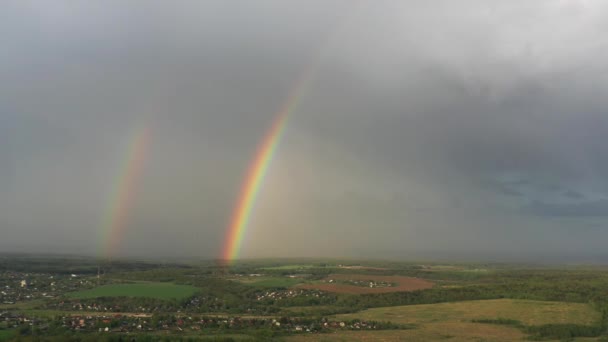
[3,1,608,262]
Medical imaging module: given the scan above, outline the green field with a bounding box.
[234,276,305,288]
[335,299,600,326]
[288,299,601,341]
[260,264,316,270]
[66,283,199,300]
[286,323,526,342]
[281,305,337,313]
[0,299,44,310]
[0,330,16,342]
[287,324,603,342]
[248,278,304,288]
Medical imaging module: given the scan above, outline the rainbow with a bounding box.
[220,4,363,262]
[221,72,314,262]
[101,125,152,259]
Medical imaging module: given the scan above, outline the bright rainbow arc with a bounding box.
[101,125,152,259]
[222,72,314,262]
[221,4,363,262]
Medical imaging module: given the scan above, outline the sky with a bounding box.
[2,0,608,262]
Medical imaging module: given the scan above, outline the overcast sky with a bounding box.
[2,0,608,262]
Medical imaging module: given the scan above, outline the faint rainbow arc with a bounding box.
[101,125,152,259]
[221,72,314,261]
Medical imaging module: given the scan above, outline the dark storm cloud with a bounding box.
[2,0,608,261]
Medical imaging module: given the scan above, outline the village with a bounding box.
[254,289,327,302]
[0,271,93,305]
[0,310,400,336]
[0,269,403,339]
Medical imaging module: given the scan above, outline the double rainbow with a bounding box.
[99,6,360,262]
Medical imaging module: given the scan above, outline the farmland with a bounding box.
[66,282,200,300]
[3,256,608,341]
[286,300,600,341]
[334,299,600,326]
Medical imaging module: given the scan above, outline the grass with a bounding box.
[66,282,199,300]
[286,323,526,342]
[260,264,316,270]
[162,333,255,341]
[289,299,601,341]
[248,278,303,288]
[235,276,304,288]
[197,335,254,341]
[0,330,15,342]
[281,306,338,313]
[334,299,600,326]
[0,299,44,310]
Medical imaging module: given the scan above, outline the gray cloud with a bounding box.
[527,199,608,218]
[2,1,608,261]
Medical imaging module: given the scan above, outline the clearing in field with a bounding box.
[334,299,600,326]
[66,282,199,300]
[298,274,434,294]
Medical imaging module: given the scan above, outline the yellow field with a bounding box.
[283,299,602,341]
[286,328,603,342]
[334,299,600,326]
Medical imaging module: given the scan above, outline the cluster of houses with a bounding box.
[184,295,224,311]
[48,295,227,314]
[255,289,326,301]
[1,311,39,328]
[0,272,92,305]
[1,312,151,334]
[47,301,152,313]
[1,310,391,335]
[63,314,151,333]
